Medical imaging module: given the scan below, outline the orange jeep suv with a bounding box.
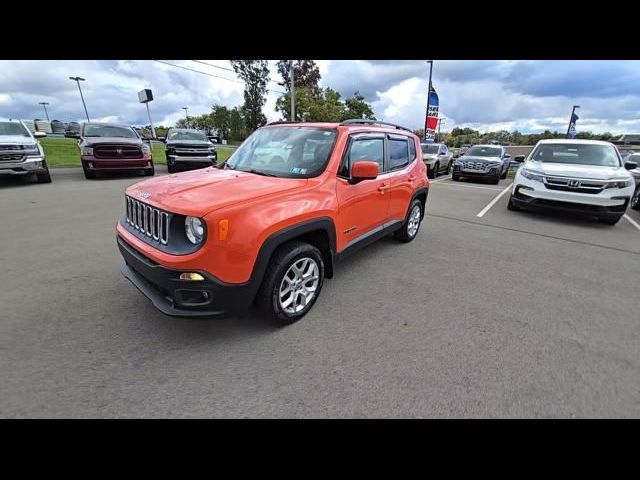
[116,120,429,324]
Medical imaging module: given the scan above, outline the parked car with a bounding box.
[65,122,81,138]
[51,120,66,135]
[116,119,429,324]
[452,144,511,184]
[626,152,640,210]
[508,139,637,225]
[421,142,452,178]
[164,128,217,173]
[78,122,154,179]
[0,119,51,183]
[207,135,221,144]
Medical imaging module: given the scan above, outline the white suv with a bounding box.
[507,139,637,225]
[0,119,51,183]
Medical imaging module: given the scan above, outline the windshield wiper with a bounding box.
[240,168,278,177]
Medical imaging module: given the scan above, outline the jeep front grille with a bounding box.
[125,196,169,244]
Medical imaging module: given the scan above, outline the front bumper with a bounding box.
[117,235,252,317]
[166,153,217,169]
[82,155,152,171]
[0,156,48,175]
[453,163,501,178]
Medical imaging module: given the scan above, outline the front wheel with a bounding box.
[631,185,640,211]
[500,167,508,179]
[144,166,155,176]
[427,164,436,179]
[256,241,325,325]
[394,199,423,243]
[452,171,460,181]
[35,168,52,183]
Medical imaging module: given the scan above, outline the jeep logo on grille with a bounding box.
[116,148,123,156]
[568,179,581,188]
[138,191,151,199]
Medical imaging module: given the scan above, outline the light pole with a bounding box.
[69,76,90,122]
[438,118,446,142]
[566,105,580,138]
[424,60,434,141]
[290,60,295,122]
[182,106,189,127]
[39,102,50,122]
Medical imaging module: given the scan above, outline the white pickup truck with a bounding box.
[0,119,51,183]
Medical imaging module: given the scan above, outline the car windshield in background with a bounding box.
[0,122,30,137]
[465,146,502,157]
[422,145,440,154]
[226,127,337,178]
[83,125,137,138]
[530,143,621,167]
[168,130,208,141]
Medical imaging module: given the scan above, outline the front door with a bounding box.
[335,133,390,253]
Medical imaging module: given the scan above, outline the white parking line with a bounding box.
[476,183,513,217]
[623,214,640,232]
[431,181,506,192]
[430,176,451,183]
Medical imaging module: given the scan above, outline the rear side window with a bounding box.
[388,138,409,170]
[408,138,416,161]
[341,138,385,176]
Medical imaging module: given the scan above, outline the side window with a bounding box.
[388,138,409,170]
[340,137,384,177]
[408,138,416,161]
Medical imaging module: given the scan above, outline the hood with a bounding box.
[82,136,143,146]
[458,155,502,163]
[126,167,308,217]
[0,135,37,146]
[526,161,632,180]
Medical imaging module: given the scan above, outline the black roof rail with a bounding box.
[339,119,413,133]
[266,121,298,126]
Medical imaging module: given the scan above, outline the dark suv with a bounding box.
[164,128,217,173]
[79,123,154,179]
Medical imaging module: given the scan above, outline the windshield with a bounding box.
[168,130,208,141]
[422,145,440,154]
[226,126,337,178]
[0,122,30,137]
[83,124,137,138]
[464,146,502,157]
[530,143,621,167]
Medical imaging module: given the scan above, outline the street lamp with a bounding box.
[182,106,189,127]
[424,60,434,142]
[566,105,580,138]
[38,102,50,122]
[69,76,90,122]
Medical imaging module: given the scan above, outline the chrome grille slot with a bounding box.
[124,196,170,244]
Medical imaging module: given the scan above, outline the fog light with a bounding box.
[180,272,205,281]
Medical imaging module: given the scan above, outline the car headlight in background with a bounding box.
[520,168,544,182]
[142,144,151,155]
[605,179,633,189]
[80,146,94,156]
[185,216,205,245]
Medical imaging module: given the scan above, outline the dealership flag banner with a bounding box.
[567,112,579,139]
[425,86,439,139]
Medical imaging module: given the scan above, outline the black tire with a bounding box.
[631,185,640,211]
[507,194,520,211]
[427,164,436,179]
[144,166,155,176]
[490,174,500,185]
[394,198,423,243]
[452,172,460,181]
[600,215,622,225]
[167,163,176,174]
[500,167,508,179]
[35,168,52,183]
[82,164,96,179]
[447,161,453,174]
[256,241,325,325]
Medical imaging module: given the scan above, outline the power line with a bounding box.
[154,60,286,95]
[191,60,284,86]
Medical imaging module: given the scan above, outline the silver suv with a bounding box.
[0,120,51,183]
[421,142,452,178]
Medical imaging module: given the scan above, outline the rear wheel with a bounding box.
[631,185,640,211]
[394,199,423,243]
[256,241,325,325]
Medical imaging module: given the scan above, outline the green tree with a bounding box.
[230,60,269,131]
[211,105,231,140]
[343,91,375,120]
[229,107,247,142]
[277,60,322,98]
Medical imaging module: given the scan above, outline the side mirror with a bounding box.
[504,153,511,159]
[350,161,379,183]
[514,155,526,163]
[625,161,638,170]
[34,131,47,138]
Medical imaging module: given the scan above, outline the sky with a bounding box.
[1,60,639,134]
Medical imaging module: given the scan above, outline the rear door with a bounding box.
[335,132,390,252]
[386,134,416,223]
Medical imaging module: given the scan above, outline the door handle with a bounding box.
[408,175,416,181]
[378,183,390,193]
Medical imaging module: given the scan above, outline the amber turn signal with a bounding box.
[218,219,229,241]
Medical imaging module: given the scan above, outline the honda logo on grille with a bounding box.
[568,179,581,188]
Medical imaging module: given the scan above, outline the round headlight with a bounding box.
[185,216,205,244]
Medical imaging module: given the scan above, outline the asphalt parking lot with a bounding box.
[2,168,639,418]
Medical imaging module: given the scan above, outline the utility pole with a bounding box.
[290,60,295,122]
[424,60,434,141]
[182,106,189,128]
[39,102,50,122]
[68,76,90,122]
[146,102,156,139]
